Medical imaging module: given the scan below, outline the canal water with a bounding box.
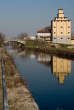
[7,47,74,110]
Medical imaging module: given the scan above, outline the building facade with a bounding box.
[51,9,71,44]
[37,27,51,42]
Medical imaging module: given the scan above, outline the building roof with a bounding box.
[71,36,74,40]
[58,9,63,10]
[52,9,71,21]
[37,26,51,33]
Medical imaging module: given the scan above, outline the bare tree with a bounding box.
[0,32,5,46]
[18,33,28,40]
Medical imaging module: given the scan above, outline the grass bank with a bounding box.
[24,40,74,59]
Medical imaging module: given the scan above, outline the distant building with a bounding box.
[24,36,36,41]
[51,9,71,44]
[28,36,36,40]
[37,27,51,42]
[52,56,71,85]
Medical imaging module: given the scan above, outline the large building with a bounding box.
[51,9,71,44]
[52,56,71,85]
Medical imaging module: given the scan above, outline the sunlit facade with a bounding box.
[52,56,71,84]
[51,9,71,44]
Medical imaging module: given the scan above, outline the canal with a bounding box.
[7,47,74,110]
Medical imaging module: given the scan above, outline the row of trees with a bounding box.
[17,33,28,40]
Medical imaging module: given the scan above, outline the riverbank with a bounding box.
[0,49,3,110]
[24,40,74,59]
[0,47,39,110]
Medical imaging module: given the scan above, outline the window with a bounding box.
[61,26,63,28]
[54,32,56,34]
[68,26,70,28]
[67,38,70,40]
[61,32,63,34]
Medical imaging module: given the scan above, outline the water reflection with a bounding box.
[7,47,72,85]
[56,108,63,110]
[52,56,71,85]
[37,53,51,67]
[7,47,74,110]
[36,53,71,85]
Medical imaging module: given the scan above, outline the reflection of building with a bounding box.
[52,56,71,84]
[37,53,51,66]
[51,9,71,44]
[37,27,51,42]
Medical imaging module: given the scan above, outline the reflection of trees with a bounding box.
[17,50,52,67]
[52,56,71,85]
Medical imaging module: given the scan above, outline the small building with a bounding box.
[28,36,36,40]
[37,27,51,42]
[51,9,71,44]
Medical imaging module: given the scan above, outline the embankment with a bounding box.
[0,47,39,110]
[0,49,3,110]
[7,40,74,59]
[24,40,74,60]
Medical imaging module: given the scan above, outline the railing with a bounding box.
[1,57,9,110]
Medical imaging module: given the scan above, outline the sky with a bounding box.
[0,0,74,37]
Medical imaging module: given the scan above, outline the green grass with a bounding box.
[25,40,74,56]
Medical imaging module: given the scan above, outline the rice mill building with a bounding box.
[51,9,71,44]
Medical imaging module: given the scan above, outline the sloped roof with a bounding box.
[71,36,74,40]
[37,26,51,33]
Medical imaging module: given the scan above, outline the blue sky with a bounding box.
[0,0,74,37]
